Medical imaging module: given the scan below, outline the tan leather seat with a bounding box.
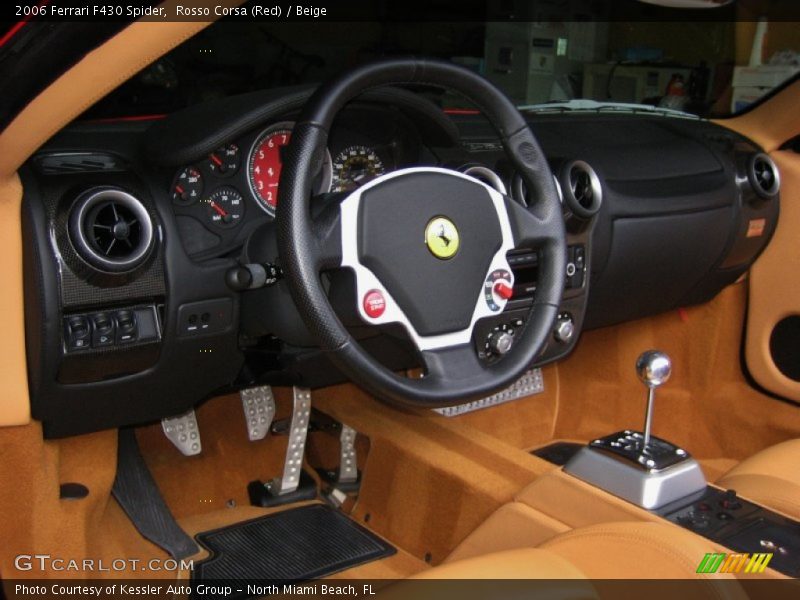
[717,439,800,519]
[388,522,747,600]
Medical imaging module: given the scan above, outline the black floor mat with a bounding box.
[191,504,395,599]
[532,441,583,466]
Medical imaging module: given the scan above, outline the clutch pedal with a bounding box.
[161,409,202,456]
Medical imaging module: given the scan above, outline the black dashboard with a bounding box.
[21,88,780,437]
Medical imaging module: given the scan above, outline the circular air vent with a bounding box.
[68,188,154,273]
[511,173,563,207]
[748,153,780,198]
[461,165,507,194]
[561,160,603,219]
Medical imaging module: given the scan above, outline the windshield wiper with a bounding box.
[518,99,700,119]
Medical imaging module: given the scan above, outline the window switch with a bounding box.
[64,316,91,351]
[115,310,138,344]
[90,312,115,347]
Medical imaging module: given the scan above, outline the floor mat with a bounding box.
[191,504,395,598]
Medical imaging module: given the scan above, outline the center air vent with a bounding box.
[68,188,155,273]
[748,153,780,198]
[561,160,603,219]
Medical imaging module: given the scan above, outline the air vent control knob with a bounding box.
[554,313,575,343]
[488,330,514,356]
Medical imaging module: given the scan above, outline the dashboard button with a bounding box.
[363,290,386,319]
[64,316,91,350]
[90,312,115,347]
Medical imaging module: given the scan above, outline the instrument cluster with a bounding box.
[169,120,396,257]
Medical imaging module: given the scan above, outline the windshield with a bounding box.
[16,5,799,121]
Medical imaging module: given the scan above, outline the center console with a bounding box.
[555,349,800,577]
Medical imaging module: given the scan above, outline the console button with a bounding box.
[720,489,742,510]
[64,316,91,350]
[115,310,138,344]
[90,312,115,347]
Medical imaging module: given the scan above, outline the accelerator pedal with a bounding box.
[112,428,199,560]
[318,423,362,507]
[248,387,317,507]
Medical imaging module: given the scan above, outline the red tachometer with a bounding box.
[248,125,292,216]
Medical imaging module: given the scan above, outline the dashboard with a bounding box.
[167,106,424,259]
[20,87,781,438]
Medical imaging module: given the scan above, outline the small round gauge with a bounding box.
[208,143,240,176]
[204,187,244,228]
[332,145,385,193]
[171,167,203,205]
[247,121,332,217]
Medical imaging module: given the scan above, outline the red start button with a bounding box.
[363,289,386,319]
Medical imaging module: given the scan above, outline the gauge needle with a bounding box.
[209,201,228,218]
[175,185,185,195]
[210,154,223,167]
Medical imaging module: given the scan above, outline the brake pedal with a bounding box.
[240,385,276,441]
[248,387,317,507]
[161,409,202,456]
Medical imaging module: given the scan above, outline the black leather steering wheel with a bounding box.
[277,58,566,407]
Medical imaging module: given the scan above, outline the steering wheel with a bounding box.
[277,58,566,408]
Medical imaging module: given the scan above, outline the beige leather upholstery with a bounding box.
[414,547,587,579]
[717,439,800,519]
[405,522,747,600]
[446,502,570,563]
[540,522,738,581]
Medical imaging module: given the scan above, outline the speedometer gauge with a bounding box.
[247,121,332,217]
[332,145,385,192]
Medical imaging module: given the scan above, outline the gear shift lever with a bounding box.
[564,348,705,509]
[636,350,672,448]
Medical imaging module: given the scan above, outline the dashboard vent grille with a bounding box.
[561,160,603,219]
[749,153,780,198]
[35,153,123,174]
[68,188,155,273]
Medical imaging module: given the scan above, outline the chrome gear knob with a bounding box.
[636,350,672,388]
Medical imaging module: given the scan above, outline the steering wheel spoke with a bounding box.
[421,342,487,384]
[504,193,562,250]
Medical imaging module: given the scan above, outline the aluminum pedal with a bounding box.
[161,409,201,456]
[434,368,545,417]
[269,387,311,495]
[338,424,358,484]
[240,386,276,441]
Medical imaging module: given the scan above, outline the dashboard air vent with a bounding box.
[748,153,780,198]
[461,165,507,195]
[35,152,123,174]
[561,160,603,219]
[511,173,563,207]
[68,188,155,273]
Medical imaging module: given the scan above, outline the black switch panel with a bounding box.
[177,298,233,338]
[62,306,160,353]
[565,244,586,290]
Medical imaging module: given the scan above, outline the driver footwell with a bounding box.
[191,504,395,599]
